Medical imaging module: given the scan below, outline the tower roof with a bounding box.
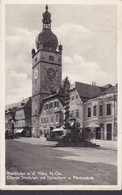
[35,5,58,51]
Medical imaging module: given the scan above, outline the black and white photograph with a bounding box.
[1,0,122,190]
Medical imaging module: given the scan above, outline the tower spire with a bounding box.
[42,5,51,29]
[46,4,48,11]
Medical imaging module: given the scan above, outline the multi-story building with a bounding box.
[83,85,117,140]
[5,97,32,137]
[69,81,106,131]
[37,92,65,137]
[14,97,32,136]
[5,107,17,133]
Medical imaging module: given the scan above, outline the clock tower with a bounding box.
[31,5,63,137]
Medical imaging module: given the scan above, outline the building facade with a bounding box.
[37,93,64,137]
[83,86,117,140]
[5,97,32,137]
[14,97,32,137]
[5,108,17,133]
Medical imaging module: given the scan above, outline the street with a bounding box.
[6,137,117,185]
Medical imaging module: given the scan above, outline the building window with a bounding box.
[56,101,59,107]
[54,101,57,108]
[93,105,96,116]
[76,109,79,118]
[54,101,59,108]
[46,104,49,110]
[56,114,59,123]
[76,95,78,99]
[51,116,53,123]
[49,102,53,109]
[49,55,54,61]
[44,117,46,124]
[88,107,91,117]
[49,103,51,109]
[35,57,37,62]
[51,102,53,108]
[107,104,111,115]
[99,105,103,116]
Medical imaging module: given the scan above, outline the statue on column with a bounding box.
[63,77,70,129]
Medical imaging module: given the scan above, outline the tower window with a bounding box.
[49,55,54,61]
[35,57,37,62]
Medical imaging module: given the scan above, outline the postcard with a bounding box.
[0,0,122,191]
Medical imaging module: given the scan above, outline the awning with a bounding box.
[15,129,23,133]
[52,128,65,132]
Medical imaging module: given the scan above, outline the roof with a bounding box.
[101,84,117,96]
[43,93,65,106]
[5,97,31,111]
[102,84,113,89]
[72,81,103,100]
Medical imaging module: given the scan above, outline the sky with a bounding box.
[5,4,117,105]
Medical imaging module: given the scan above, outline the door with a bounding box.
[96,127,101,139]
[107,124,112,140]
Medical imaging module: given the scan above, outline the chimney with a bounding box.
[21,98,25,106]
[92,82,96,86]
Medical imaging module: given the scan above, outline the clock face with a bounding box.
[34,69,38,79]
[47,68,56,79]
